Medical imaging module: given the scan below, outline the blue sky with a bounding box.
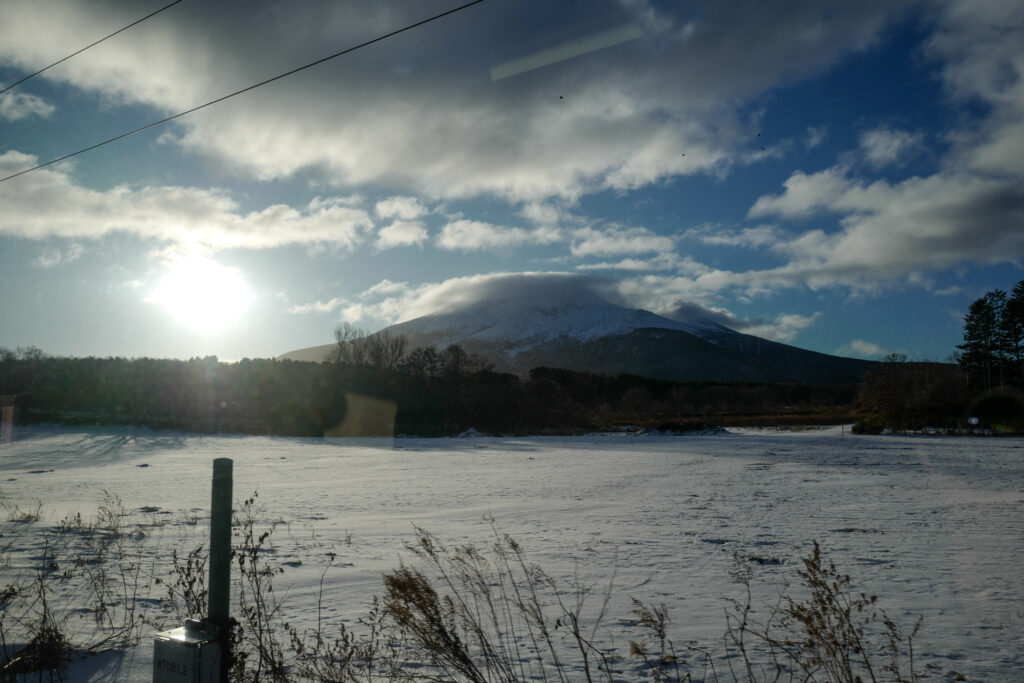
[1,0,1022,362]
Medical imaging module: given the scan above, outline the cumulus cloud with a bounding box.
[926,0,1024,176]
[859,126,924,167]
[0,0,917,201]
[805,125,827,149]
[360,279,409,298]
[338,272,616,326]
[738,312,820,343]
[735,0,1024,295]
[519,202,586,234]
[33,242,84,268]
[376,221,427,249]
[376,196,427,220]
[570,226,674,257]
[641,295,820,342]
[0,92,55,121]
[288,297,348,314]
[575,253,683,271]
[2,0,1020,310]
[836,338,890,358]
[747,167,854,219]
[748,167,1024,289]
[520,202,566,226]
[437,220,559,251]
[613,265,740,311]
[0,152,375,249]
[683,224,780,249]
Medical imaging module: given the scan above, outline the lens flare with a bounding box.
[149,256,253,334]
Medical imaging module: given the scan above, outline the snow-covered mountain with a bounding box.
[384,293,733,357]
[280,287,872,384]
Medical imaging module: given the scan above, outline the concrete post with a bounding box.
[208,458,232,625]
[209,458,232,682]
[153,458,233,682]
[1,406,13,446]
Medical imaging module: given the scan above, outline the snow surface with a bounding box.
[2,425,1022,681]
[388,296,731,355]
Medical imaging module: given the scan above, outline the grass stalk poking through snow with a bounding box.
[0,486,928,682]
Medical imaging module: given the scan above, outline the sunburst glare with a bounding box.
[149,256,253,334]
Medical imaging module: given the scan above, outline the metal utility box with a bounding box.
[153,621,220,683]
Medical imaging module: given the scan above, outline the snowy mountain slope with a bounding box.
[384,295,732,355]
[500,327,872,383]
[379,294,870,383]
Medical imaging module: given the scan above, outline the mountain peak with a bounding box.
[386,283,731,356]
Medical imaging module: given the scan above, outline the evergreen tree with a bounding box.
[1002,280,1024,388]
[958,291,1006,390]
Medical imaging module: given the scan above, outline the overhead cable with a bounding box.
[0,0,486,185]
[0,0,185,96]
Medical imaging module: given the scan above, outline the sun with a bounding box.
[150,256,253,334]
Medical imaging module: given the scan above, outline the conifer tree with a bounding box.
[1003,280,1024,388]
[958,291,1005,390]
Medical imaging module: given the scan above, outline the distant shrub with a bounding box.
[852,414,886,434]
[972,393,1024,423]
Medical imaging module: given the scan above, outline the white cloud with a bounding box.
[33,242,84,268]
[741,139,792,164]
[805,125,827,149]
[615,272,732,311]
[684,224,780,249]
[748,167,1024,290]
[739,312,820,343]
[570,226,675,257]
[836,338,890,358]
[288,297,349,314]
[360,279,408,298]
[748,166,855,219]
[0,152,375,249]
[2,0,1020,311]
[345,272,615,326]
[0,92,55,121]
[519,202,585,231]
[926,0,1024,176]
[520,202,562,226]
[376,221,427,249]
[308,195,364,210]
[859,127,924,167]
[0,0,917,201]
[376,196,427,220]
[575,253,682,271]
[628,292,821,343]
[436,220,559,251]
[735,0,1024,296]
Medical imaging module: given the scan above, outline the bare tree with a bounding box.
[332,322,370,365]
[378,331,407,370]
[333,324,407,369]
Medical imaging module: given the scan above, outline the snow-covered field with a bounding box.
[1,425,1022,681]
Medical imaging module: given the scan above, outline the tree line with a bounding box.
[0,330,857,437]
[957,280,1024,390]
[852,279,1024,433]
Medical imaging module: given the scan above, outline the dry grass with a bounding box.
[0,491,927,682]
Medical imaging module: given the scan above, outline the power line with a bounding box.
[0,0,185,96]
[0,0,486,185]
